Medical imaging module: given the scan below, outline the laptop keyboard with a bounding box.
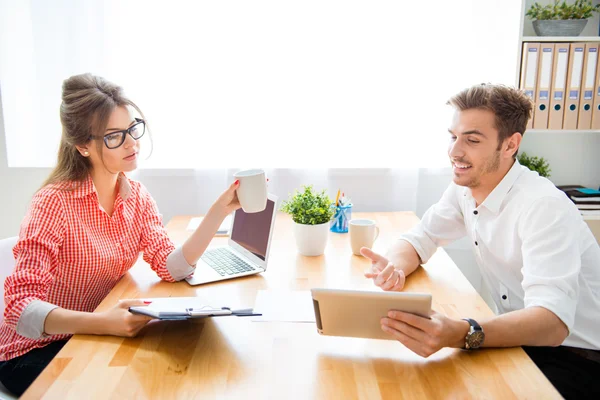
[201,248,256,276]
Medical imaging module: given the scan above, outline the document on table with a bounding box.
[186,215,232,236]
[252,290,316,323]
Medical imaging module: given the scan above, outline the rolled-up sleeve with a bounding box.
[518,197,580,333]
[400,183,467,264]
[4,191,63,339]
[139,186,195,282]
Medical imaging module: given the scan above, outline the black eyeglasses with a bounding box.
[91,118,146,149]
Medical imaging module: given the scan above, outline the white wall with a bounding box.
[519,133,600,188]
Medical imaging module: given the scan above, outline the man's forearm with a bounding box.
[479,306,569,348]
[385,239,422,277]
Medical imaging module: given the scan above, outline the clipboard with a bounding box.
[129,306,260,320]
[127,297,260,320]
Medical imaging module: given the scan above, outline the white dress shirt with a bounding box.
[401,160,600,350]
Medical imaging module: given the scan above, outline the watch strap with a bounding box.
[463,318,482,332]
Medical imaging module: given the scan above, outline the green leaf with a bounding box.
[518,152,552,177]
[280,185,336,225]
[526,0,599,20]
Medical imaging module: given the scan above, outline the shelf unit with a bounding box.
[522,36,600,42]
[517,1,600,215]
[517,0,600,133]
[525,129,600,134]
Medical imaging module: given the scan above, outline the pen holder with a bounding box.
[330,204,352,233]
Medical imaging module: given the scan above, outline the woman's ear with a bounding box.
[76,145,90,157]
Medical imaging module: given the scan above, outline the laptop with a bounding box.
[186,193,278,285]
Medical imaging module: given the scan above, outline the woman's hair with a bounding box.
[43,73,149,187]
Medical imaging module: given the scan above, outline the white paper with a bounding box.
[186,215,232,233]
[585,51,598,87]
[138,296,208,316]
[540,49,552,88]
[554,51,568,90]
[525,49,538,87]
[571,49,584,89]
[252,290,316,323]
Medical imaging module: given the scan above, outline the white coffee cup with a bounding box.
[233,169,268,213]
[349,219,380,256]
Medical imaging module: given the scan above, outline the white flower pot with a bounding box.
[293,221,329,256]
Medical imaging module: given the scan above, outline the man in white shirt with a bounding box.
[363,84,600,399]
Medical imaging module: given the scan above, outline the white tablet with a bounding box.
[310,288,432,340]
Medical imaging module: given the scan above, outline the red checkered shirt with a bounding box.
[0,174,177,361]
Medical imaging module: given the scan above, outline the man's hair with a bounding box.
[447,84,533,157]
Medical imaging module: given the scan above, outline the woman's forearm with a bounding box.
[181,206,228,265]
[43,307,107,336]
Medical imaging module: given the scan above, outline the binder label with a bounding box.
[554,91,563,100]
[559,48,568,53]
[525,90,534,98]
[529,48,538,52]
[569,90,579,99]
[585,90,593,100]
[539,90,549,100]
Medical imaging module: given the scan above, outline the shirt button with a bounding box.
[474,241,478,246]
[502,295,507,300]
[473,210,478,215]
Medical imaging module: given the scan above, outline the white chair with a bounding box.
[0,236,19,400]
[0,237,18,326]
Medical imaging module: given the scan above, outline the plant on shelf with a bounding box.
[518,152,552,178]
[526,0,600,36]
[527,0,600,20]
[281,185,335,256]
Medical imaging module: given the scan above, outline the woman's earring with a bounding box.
[83,151,89,156]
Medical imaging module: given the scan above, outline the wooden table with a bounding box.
[24,212,560,399]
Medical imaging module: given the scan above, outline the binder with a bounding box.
[533,43,555,129]
[549,43,570,130]
[591,44,600,129]
[520,43,540,130]
[564,44,585,129]
[577,43,599,129]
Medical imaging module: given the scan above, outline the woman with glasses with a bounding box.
[0,73,243,396]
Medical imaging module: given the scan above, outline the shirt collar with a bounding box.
[72,173,132,201]
[463,159,525,215]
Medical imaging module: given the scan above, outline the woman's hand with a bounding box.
[212,180,242,216]
[98,299,154,338]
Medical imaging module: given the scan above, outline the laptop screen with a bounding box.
[230,198,275,261]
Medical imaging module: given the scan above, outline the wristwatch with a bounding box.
[462,318,485,350]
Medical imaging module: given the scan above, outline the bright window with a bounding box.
[0,0,520,168]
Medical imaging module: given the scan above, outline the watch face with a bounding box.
[468,331,485,349]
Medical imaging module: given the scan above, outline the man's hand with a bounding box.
[361,247,406,291]
[381,310,470,357]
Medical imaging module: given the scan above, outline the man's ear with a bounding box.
[75,145,90,157]
[504,132,522,158]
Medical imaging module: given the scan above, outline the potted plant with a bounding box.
[280,185,335,256]
[526,0,600,36]
[518,152,552,177]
